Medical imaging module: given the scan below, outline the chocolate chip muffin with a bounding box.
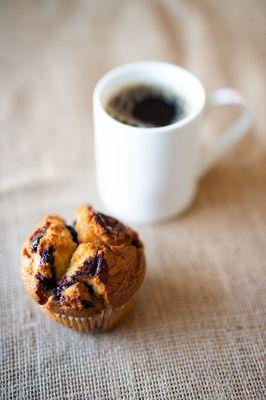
[20,205,146,333]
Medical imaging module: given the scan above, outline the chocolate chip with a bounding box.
[31,227,46,252]
[83,282,95,297]
[53,285,62,300]
[31,237,41,252]
[94,213,112,233]
[53,276,77,300]
[64,277,77,288]
[53,284,67,302]
[66,225,78,244]
[131,238,141,248]
[82,300,93,309]
[95,255,106,276]
[36,247,56,292]
[82,253,107,278]
[81,253,108,284]
[40,247,54,265]
[82,257,98,276]
[36,273,55,291]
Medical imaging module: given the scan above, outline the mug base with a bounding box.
[99,188,197,226]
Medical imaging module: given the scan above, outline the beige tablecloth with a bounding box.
[0,1,265,399]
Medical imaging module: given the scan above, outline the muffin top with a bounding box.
[21,205,145,317]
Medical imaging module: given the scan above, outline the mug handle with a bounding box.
[198,88,253,177]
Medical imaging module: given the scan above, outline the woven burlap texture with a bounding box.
[0,1,265,399]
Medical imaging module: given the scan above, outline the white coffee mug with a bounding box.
[93,62,252,224]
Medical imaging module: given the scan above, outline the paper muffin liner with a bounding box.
[43,296,135,333]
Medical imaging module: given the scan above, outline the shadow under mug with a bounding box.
[93,61,252,224]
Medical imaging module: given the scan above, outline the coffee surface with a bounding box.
[106,84,187,127]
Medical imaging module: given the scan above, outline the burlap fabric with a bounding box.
[0,1,265,399]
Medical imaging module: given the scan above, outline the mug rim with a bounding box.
[93,61,206,134]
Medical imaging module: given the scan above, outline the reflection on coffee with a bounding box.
[106,84,187,128]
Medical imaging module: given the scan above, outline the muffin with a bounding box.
[20,205,146,333]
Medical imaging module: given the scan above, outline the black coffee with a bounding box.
[106,84,187,128]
